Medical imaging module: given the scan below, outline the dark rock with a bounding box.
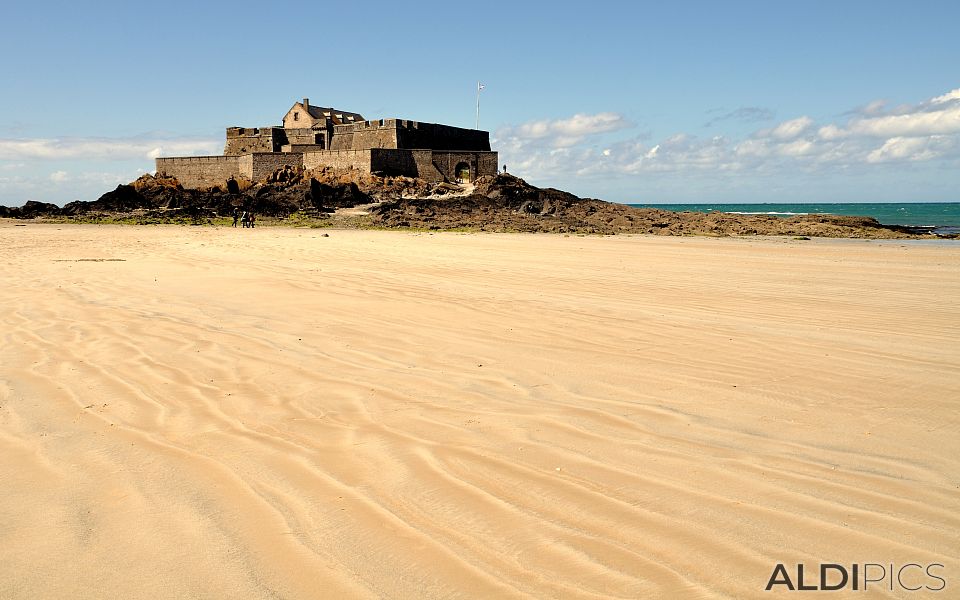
[19,201,62,218]
[91,184,151,212]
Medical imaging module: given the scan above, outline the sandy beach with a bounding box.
[1,223,957,599]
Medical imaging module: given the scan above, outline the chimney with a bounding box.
[302,97,309,109]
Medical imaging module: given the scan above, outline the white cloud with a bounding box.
[496,112,632,149]
[497,88,960,186]
[0,135,221,161]
[768,116,814,140]
[49,170,68,183]
[778,139,815,156]
[931,89,960,105]
[817,124,847,140]
[849,107,960,137]
[866,136,954,163]
[837,87,960,138]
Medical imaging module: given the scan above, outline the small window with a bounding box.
[294,112,299,122]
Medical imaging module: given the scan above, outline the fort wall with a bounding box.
[363,149,498,182]
[248,153,304,182]
[156,153,307,188]
[368,149,441,181]
[329,120,399,151]
[155,156,243,188]
[302,149,372,172]
[224,127,286,156]
[330,120,490,152]
[284,127,325,148]
[430,151,499,182]
[397,122,490,151]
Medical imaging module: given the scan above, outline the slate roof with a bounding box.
[303,103,364,124]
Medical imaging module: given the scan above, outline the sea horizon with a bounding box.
[627,201,960,233]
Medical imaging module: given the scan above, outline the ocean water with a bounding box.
[627,202,960,235]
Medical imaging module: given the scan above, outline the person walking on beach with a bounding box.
[241,211,248,228]
[248,212,256,228]
[232,207,240,227]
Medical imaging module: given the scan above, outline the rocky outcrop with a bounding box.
[6,171,373,220]
[0,171,948,239]
[370,174,937,239]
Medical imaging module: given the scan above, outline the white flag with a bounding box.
[478,82,485,91]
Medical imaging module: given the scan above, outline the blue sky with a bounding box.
[1,0,958,205]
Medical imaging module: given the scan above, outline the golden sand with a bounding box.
[1,224,957,598]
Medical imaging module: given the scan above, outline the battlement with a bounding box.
[336,119,419,131]
[226,126,283,138]
[331,119,490,152]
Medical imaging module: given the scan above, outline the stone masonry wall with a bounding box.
[429,151,499,182]
[364,150,497,182]
[155,154,307,189]
[330,120,399,151]
[368,149,443,181]
[302,150,373,171]
[155,156,243,188]
[283,104,316,130]
[397,122,491,151]
[477,152,499,176]
[330,120,491,152]
[284,128,324,147]
[224,127,285,156]
[249,153,305,182]
[159,150,498,188]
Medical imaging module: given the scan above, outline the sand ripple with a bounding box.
[1,225,957,598]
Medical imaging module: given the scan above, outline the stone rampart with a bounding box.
[302,149,373,171]
[329,120,399,151]
[155,156,243,188]
[397,122,491,151]
[429,151,498,182]
[366,149,440,181]
[364,149,498,182]
[330,119,490,152]
[224,127,286,156]
[249,153,305,182]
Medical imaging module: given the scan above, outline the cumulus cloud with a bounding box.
[0,135,221,161]
[931,89,960,104]
[497,88,960,185]
[766,116,814,140]
[866,136,955,163]
[848,107,960,137]
[495,112,632,149]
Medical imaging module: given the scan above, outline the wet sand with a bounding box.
[1,224,958,598]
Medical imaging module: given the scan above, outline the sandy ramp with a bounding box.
[0,224,958,598]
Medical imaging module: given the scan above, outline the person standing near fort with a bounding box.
[232,207,240,227]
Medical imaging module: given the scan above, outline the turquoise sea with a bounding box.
[627,202,960,235]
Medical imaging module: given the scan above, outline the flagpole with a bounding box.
[475,82,481,130]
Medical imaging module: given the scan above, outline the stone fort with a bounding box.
[156,98,499,188]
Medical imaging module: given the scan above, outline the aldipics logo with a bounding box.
[765,563,946,592]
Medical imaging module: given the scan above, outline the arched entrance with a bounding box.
[455,162,471,183]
